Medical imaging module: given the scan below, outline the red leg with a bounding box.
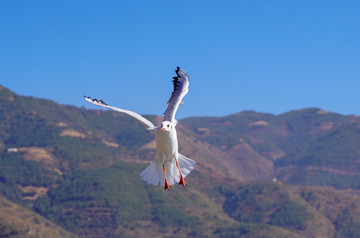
[176,160,187,187]
[163,164,171,190]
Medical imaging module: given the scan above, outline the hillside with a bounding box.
[1,85,360,237]
[181,108,360,192]
[0,195,78,238]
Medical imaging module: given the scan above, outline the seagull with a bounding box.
[84,67,196,190]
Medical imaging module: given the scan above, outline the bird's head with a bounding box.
[161,121,174,132]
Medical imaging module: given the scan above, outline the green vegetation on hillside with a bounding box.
[2,85,360,237]
[220,182,310,232]
[181,108,360,190]
[0,152,57,205]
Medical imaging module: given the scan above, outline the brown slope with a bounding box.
[177,123,273,182]
[0,195,78,238]
[285,184,360,237]
[225,140,273,180]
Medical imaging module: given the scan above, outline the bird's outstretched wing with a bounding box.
[84,96,156,130]
[163,67,189,123]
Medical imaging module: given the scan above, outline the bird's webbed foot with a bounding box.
[164,178,171,190]
[179,175,187,187]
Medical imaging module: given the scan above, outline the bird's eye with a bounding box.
[167,125,169,127]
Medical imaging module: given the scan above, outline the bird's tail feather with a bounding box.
[178,153,196,178]
[140,154,196,186]
[139,161,161,186]
[163,154,196,186]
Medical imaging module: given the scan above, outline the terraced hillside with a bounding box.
[1,85,360,237]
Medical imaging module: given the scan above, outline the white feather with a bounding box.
[139,153,195,186]
[139,161,160,185]
[163,67,189,123]
[84,96,155,130]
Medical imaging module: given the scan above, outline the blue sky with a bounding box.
[1,1,359,119]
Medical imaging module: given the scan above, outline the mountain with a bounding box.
[181,108,360,192]
[1,84,360,237]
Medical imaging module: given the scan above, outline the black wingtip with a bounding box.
[99,99,108,105]
[84,96,107,105]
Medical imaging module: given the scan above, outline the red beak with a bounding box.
[161,127,166,131]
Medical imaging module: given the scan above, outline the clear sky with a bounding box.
[1,1,359,119]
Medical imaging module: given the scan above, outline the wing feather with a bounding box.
[163,67,189,123]
[84,96,155,130]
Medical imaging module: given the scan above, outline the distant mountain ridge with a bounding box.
[1,84,360,237]
[181,107,360,191]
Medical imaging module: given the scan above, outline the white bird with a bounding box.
[84,67,195,190]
